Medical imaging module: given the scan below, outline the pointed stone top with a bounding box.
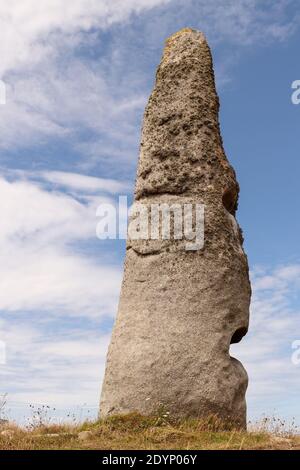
[166,27,203,41]
[162,28,208,66]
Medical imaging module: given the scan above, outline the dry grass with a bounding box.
[0,412,300,450]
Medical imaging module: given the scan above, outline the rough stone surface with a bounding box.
[100,28,251,429]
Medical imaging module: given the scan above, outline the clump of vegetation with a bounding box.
[249,415,299,437]
[0,410,299,450]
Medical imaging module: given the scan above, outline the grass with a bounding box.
[0,412,300,450]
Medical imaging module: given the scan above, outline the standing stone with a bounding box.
[100,28,251,429]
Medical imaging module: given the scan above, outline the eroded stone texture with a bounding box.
[100,28,251,429]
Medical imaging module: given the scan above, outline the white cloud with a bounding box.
[0,317,111,421]
[40,171,130,194]
[0,174,122,316]
[0,176,95,244]
[0,0,172,76]
[0,0,298,162]
[0,1,164,158]
[0,247,121,316]
[0,57,146,157]
[0,170,124,419]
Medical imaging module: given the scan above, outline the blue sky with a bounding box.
[0,0,300,425]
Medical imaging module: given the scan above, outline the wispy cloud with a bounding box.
[0,169,123,418]
[0,0,172,76]
[0,0,299,171]
[0,173,123,316]
[0,316,111,421]
[39,171,130,194]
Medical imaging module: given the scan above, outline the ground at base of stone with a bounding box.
[0,413,299,450]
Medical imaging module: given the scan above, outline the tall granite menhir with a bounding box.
[100,29,251,428]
